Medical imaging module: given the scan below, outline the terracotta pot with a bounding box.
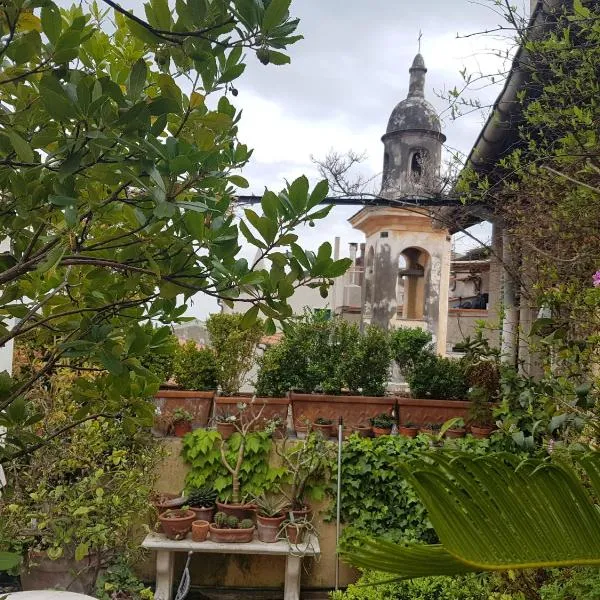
[216,501,256,522]
[154,389,215,431]
[471,425,495,438]
[173,421,192,437]
[152,492,186,514]
[256,513,286,543]
[372,426,392,437]
[191,506,214,523]
[21,551,100,594]
[312,422,333,438]
[353,425,372,438]
[215,395,290,432]
[395,398,480,428]
[216,422,236,439]
[445,428,466,438]
[398,426,419,438]
[158,509,196,540]
[191,520,210,542]
[290,506,310,520]
[209,524,255,543]
[290,392,395,433]
[285,523,306,545]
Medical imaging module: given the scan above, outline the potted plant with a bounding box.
[280,516,317,546]
[419,422,441,436]
[172,408,193,437]
[191,520,210,543]
[353,423,372,437]
[398,421,419,438]
[152,491,186,514]
[313,417,333,438]
[154,341,218,431]
[444,417,467,438]
[466,359,499,438]
[158,508,196,540]
[370,413,395,436]
[186,486,217,522]
[254,494,289,543]
[214,412,237,439]
[209,512,255,543]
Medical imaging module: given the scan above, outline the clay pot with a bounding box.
[173,421,192,437]
[398,426,419,438]
[216,422,236,439]
[256,513,286,543]
[191,520,210,542]
[419,427,435,436]
[471,425,495,438]
[445,428,466,439]
[152,492,186,514]
[353,425,372,438]
[209,523,255,543]
[191,506,214,523]
[290,506,310,520]
[216,501,256,522]
[312,422,332,438]
[158,509,196,540]
[21,551,100,594]
[285,523,306,545]
[372,426,392,437]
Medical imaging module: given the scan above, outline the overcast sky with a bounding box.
[70,0,520,318]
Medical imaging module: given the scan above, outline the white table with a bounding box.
[5,594,96,600]
[142,531,320,600]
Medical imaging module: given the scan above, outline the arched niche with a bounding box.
[364,245,375,310]
[397,246,429,320]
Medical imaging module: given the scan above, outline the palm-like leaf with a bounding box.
[341,452,600,578]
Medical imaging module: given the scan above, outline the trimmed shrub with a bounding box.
[390,327,433,376]
[172,340,218,391]
[407,353,469,400]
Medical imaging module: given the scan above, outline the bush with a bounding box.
[345,325,391,396]
[172,340,218,391]
[539,568,600,600]
[407,353,469,400]
[206,313,263,396]
[138,324,179,385]
[330,569,497,600]
[390,327,433,376]
[255,342,301,397]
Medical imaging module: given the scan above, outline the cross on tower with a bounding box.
[418,29,423,53]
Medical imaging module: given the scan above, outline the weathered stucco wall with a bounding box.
[137,439,357,593]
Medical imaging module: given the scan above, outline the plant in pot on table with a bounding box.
[254,494,290,543]
[158,507,196,540]
[370,413,395,437]
[209,512,255,543]
[186,485,218,522]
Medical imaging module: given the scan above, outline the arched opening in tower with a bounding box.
[397,247,429,320]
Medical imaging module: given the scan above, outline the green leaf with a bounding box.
[288,175,309,212]
[308,179,328,209]
[36,243,66,274]
[241,305,259,329]
[266,51,290,66]
[74,542,89,562]
[262,0,291,31]
[128,58,147,100]
[0,551,21,571]
[41,4,62,45]
[125,18,162,44]
[6,129,34,163]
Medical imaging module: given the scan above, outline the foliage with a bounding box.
[171,407,192,423]
[139,325,179,385]
[335,434,508,547]
[255,313,391,396]
[180,428,287,502]
[186,485,217,508]
[172,340,218,391]
[539,568,600,600]
[341,451,600,579]
[95,560,154,600]
[0,369,163,566]
[390,327,433,377]
[330,569,496,600]
[0,0,351,463]
[206,312,263,396]
[369,413,395,429]
[239,518,254,529]
[214,512,228,528]
[253,493,289,517]
[407,353,468,400]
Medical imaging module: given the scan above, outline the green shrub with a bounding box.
[330,569,497,600]
[138,324,179,385]
[255,342,300,397]
[206,313,263,396]
[345,325,391,396]
[172,340,218,391]
[407,353,469,400]
[390,327,433,376]
[539,568,600,600]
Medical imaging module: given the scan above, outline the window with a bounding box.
[410,148,428,179]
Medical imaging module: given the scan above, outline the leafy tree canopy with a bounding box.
[0,0,351,462]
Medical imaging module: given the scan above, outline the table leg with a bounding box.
[154,550,174,600]
[284,555,302,600]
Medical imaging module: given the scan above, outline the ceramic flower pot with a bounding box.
[445,427,466,438]
[285,523,306,545]
[173,421,192,437]
[312,422,332,438]
[209,523,255,543]
[152,492,186,514]
[216,501,256,522]
[471,425,494,438]
[398,426,419,438]
[191,506,214,523]
[372,426,392,437]
[256,513,286,543]
[191,520,210,542]
[216,422,236,439]
[158,509,196,540]
[353,425,372,438]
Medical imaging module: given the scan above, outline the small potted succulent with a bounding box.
[215,412,237,439]
[209,512,255,543]
[313,417,333,438]
[191,519,210,543]
[158,508,196,540]
[370,413,395,437]
[398,421,419,438]
[186,485,217,522]
[254,494,289,543]
[172,408,193,437]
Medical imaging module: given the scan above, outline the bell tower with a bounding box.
[349,53,451,355]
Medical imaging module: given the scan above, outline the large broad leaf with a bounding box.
[341,452,600,579]
[0,551,21,571]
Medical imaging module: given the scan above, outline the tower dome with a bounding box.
[386,54,442,134]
